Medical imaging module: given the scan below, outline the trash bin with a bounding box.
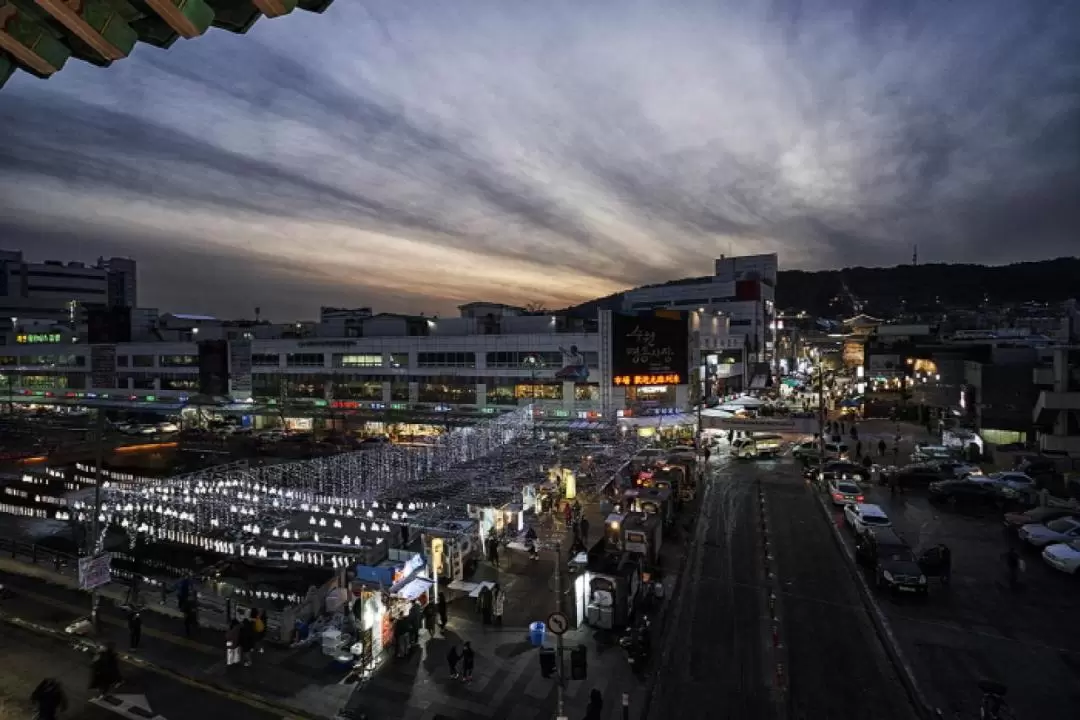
[529,621,546,647]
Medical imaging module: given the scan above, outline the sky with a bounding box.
[2,0,1079,320]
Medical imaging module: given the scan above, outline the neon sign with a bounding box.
[613,373,683,386]
[16,333,61,344]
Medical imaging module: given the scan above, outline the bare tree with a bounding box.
[524,301,550,314]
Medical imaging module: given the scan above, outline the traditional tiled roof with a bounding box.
[0,0,335,89]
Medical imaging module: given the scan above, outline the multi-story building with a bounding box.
[0,250,137,326]
[621,252,778,389]
[0,305,720,432]
[1033,347,1080,457]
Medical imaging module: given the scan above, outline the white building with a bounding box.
[1033,346,1080,457]
[0,249,137,326]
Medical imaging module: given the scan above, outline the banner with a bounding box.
[610,312,689,386]
[78,553,111,591]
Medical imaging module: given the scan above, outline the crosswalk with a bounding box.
[89,693,165,720]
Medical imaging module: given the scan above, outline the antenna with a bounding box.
[912,244,918,266]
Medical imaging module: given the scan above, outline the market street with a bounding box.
[0,622,280,720]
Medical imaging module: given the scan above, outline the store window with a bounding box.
[282,374,325,398]
[286,353,325,367]
[253,373,282,399]
[417,352,475,368]
[389,353,410,368]
[160,354,198,367]
[116,355,130,368]
[19,375,66,390]
[334,378,384,400]
[0,356,16,366]
[418,379,477,403]
[132,355,155,368]
[122,374,157,390]
[159,373,198,391]
[19,356,56,365]
[485,382,517,406]
[575,383,599,401]
[252,353,280,366]
[515,382,562,400]
[334,354,383,368]
[390,380,410,401]
[485,351,562,368]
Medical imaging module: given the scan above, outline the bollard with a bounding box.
[772,624,780,647]
[622,692,630,720]
[776,663,786,689]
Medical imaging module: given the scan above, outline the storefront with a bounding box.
[350,550,432,666]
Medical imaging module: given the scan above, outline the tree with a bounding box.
[524,301,550,314]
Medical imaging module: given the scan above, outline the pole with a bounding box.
[554,539,565,719]
[89,406,105,629]
[817,359,826,461]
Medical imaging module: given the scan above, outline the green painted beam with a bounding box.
[144,0,214,39]
[204,0,259,34]
[32,0,139,61]
[252,0,296,18]
[0,52,15,87]
[0,2,71,76]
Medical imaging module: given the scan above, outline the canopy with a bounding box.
[723,396,765,408]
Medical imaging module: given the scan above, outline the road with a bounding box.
[650,447,919,720]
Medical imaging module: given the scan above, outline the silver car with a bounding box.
[828,479,863,506]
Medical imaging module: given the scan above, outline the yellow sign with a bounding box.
[613,373,682,386]
[430,537,444,575]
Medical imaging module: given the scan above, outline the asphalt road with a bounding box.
[648,456,777,720]
[0,622,279,720]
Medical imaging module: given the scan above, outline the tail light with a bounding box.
[833,493,843,500]
[857,495,864,502]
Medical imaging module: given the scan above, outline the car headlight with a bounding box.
[882,570,894,582]
[918,575,927,584]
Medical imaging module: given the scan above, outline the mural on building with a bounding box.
[555,345,589,381]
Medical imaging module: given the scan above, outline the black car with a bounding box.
[928,479,1002,507]
[889,463,948,487]
[822,461,870,482]
[854,528,927,595]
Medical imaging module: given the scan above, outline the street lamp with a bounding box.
[522,354,544,438]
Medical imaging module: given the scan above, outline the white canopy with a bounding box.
[720,395,765,409]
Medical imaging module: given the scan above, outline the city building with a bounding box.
[0,249,137,327]
[0,1,336,91]
[0,305,722,435]
[621,252,778,388]
[1033,346,1080,457]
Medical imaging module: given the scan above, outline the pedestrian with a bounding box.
[704,446,711,463]
[492,583,505,627]
[563,500,573,528]
[478,584,493,625]
[447,644,461,679]
[579,516,590,545]
[878,438,886,457]
[490,538,500,568]
[90,643,121,697]
[585,688,603,720]
[225,619,242,666]
[1004,547,1023,590]
[31,678,67,720]
[461,641,475,682]
[239,613,255,666]
[409,601,422,645]
[437,592,448,630]
[423,600,438,638]
[855,440,862,458]
[127,608,142,650]
[177,573,191,610]
[938,544,952,585]
[251,608,266,654]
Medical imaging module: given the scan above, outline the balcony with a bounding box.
[1038,433,1080,456]
[1033,391,1080,426]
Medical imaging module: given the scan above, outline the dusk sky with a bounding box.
[2,0,1078,320]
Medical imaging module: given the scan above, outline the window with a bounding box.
[160,355,197,367]
[575,383,599,401]
[159,373,198,391]
[252,374,283,399]
[0,356,16,366]
[417,352,475,368]
[333,378,384,400]
[418,379,477,403]
[334,354,383,368]
[286,353,325,367]
[389,353,410,369]
[485,382,517,406]
[390,379,410,401]
[252,354,280,366]
[18,356,56,365]
[132,355,155,368]
[485,351,562,368]
[122,374,158,390]
[730,319,752,326]
[281,374,325,398]
[514,382,562,400]
[18,374,67,390]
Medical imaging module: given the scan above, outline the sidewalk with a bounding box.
[0,569,351,718]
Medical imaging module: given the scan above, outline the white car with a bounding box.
[1019,516,1080,548]
[827,479,863,506]
[793,440,820,459]
[844,503,892,535]
[1042,540,1080,575]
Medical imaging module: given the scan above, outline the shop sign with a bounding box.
[393,553,425,585]
[16,333,61,344]
[610,312,689,386]
[614,373,683,386]
[709,417,797,432]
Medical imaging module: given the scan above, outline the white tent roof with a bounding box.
[722,395,765,408]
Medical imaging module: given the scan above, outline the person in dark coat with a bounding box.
[878,438,887,457]
[239,614,255,666]
[461,641,475,682]
[478,585,493,625]
[127,609,142,650]
[584,688,603,720]
[436,593,448,630]
[31,678,67,720]
[90,643,121,697]
[447,645,461,678]
[423,601,438,638]
[578,517,591,545]
[183,601,198,637]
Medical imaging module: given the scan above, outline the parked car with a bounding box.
[822,461,870,483]
[888,464,948,487]
[928,479,1003,508]
[935,460,981,479]
[1041,540,1080,575]
[1018,516,1080,548]
[1004,506,1078,534]
[854,528,928,594]
[979,472,1037,500]
[792,440,819,459]
[824,442,850,460]
[844,503,892,535]
[827,479,864,506]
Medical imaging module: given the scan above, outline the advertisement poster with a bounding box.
[610,312,689,386]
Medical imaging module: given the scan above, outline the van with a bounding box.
[731,434,784,459]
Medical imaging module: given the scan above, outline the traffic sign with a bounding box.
[547,611,569,635]
[78,553,111,591]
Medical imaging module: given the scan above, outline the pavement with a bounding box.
[824,481,1080,720]
[0,621,279,720]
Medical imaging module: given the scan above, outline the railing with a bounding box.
[0,536,79,573]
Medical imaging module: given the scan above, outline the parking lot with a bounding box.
[822,480,1080,719]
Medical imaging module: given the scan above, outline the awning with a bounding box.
[618,413,697,427]
[393,577,434,601]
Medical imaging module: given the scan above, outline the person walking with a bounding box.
[1004,547,1023,590]
[855,440,862,458]
[461,641,475,682]
[437,593,448,631]
[251,609,266,654]
[492,583,505,627]
[31,678,67,720]
[584,688,603,720]
[183,600,198,637]
[225,619,242,667]
[478,584,493,625]
[90,643,121,698]
[579,516,590,545]
[423,600,438,639]
[447,644,461,679]
[239,613,255,666]
[878,438,887,457]
[127,608,142,651]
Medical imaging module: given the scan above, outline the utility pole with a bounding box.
[554,539,565,720]
[817,358,827,460]
[89,406,105,629]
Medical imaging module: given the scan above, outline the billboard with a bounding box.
[610,312,689,386]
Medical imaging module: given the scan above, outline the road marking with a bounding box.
[90,693,165,720]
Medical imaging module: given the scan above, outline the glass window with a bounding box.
[389,353,410,369]
[159,373,198,391]
[160,355,197,367]
[333,378,384,400]
[390,379,410,401]
[132,355,155,368]
[116,356,130,368]
[286,353,325,367]
[485,383,517,406]
[418,380,477,403]
[514,382,562,400]
[334,354,383,368]
[0,356,16,365]
[252,354,280,366]
[281,374,325,398]
[484,351,562,368]
[574,383,599,401]
[417,352,475,368]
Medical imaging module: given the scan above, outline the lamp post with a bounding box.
[522,355,544,438]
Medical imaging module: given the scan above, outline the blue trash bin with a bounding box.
[529,621,546,647]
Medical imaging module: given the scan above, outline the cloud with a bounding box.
[2,0,1079,318]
